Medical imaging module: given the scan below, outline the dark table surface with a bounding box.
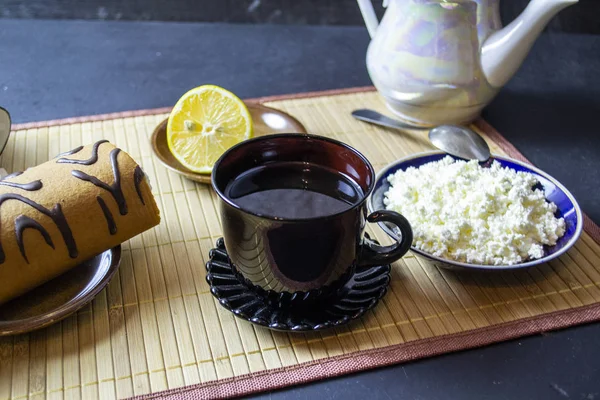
[1,20,599,399]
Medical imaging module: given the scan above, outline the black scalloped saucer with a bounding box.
[205,238,391,332]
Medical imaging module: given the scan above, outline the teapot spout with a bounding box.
[481,0,578,88]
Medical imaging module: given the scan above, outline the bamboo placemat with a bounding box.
[2,87,600,400]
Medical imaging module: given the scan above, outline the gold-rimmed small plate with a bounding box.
[151,103,307,184]
[0,247,121,336]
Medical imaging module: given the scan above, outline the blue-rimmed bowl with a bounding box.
[368,151,583,271]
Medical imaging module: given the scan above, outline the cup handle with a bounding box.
[358,210,413,267]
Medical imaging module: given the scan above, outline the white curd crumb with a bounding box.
[383,156,566,266]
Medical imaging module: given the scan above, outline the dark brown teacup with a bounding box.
[212,134,412,305]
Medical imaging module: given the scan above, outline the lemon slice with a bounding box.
[167,85,253,173]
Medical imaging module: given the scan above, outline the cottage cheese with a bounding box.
[383,156,566,266]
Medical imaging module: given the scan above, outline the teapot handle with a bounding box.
[357,0,380,39]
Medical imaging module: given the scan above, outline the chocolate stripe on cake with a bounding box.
[97,196,117,235]
[2,172,23,180]
[133,166,146,205]
[0,194,78,263]
[0,172,42,191]
[15,215,55,263]
[71,148,127,215]
[57,140,109,165]
[56,145,84,158]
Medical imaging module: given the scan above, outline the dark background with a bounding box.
[0,0,598,34]
[0,2,599,399]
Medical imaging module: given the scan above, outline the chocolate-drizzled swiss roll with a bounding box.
[0,140,160,305]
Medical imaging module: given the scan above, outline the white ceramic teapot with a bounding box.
[358,0,578,126]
